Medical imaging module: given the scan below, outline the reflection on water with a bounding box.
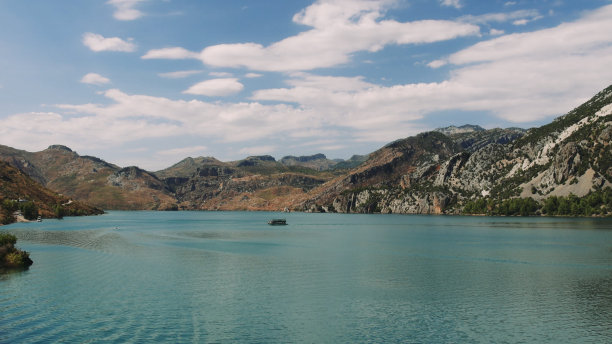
[1,211,611,343]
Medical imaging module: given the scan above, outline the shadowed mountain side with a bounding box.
[0,145,177,210]
[0,161,102,225]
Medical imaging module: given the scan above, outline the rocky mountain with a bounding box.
[435,124,485,136]
[279,153,343,171]
[297,84,612,215]
[2,84,611,216]
[156,155,334,210]
[0,145,177,210]
[0,161,102,224]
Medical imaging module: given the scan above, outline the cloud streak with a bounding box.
[143,0,480,72]
[142,47,198,59]
[255,4,612,124]
[81,73,111,85]
[107,0,146,21]
[183,78,245,97]
[440,0,462,9]
[158,70,203,79]
[82,33,136,52]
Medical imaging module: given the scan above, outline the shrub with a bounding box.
[4,250,32,267]
[0,233,17,246]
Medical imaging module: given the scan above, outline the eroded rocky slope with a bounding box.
[296,85,612,214]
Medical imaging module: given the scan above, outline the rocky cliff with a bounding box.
[297,84,612,215]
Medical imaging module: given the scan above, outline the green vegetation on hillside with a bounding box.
[515,84,612,147]
[463,187,612,217]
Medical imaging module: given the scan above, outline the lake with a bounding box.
[1,211,611,343]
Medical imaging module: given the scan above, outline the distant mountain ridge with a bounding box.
[0,144,176,210]
[1,84,611,215]
[435,124,485,136]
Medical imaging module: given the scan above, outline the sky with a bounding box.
[1,0,612,171]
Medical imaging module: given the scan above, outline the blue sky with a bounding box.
[1,0,611,170]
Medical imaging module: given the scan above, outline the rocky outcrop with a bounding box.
[280,153,340,171]
[0,233,33,270]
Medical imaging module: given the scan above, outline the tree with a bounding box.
[19,201,38,220]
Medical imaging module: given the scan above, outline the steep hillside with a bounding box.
[504,85,612,200]
[0,145,177,210]
[296,84,612,215]
[297,131,471,213]
[0,161,102,224]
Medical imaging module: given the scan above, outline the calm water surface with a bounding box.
[1,212,611,343]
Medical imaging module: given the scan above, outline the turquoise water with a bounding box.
[1,211,611,343]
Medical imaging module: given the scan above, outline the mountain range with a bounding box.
[1,84,611,216]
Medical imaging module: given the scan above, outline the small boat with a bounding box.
[37,216,42,222]
[268,218,287,225]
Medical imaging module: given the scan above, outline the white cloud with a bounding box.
[245,73,263,78]
[209,72,233,77]
[81,73,111,85]
[239,145,277,156]
[147,0,479,72]
[440,0,462,9]
[460,10,542,25]
[427,59,447,68]
[0,90,290,148]
[107,0,146,21]
[183,78,245,97]
[286,73,375,92]
[82,32,136,52]
[157,146,208,157]
[513,19,529,26]
[158,70,203,79]
[489,28,505,36]
[6,4,612,170]
[252,4,612,126]
[445,6,612,67]
[142,47,199,59]
[0,110,181,155]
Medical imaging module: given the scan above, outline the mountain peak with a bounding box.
[46,145,73,152]
[435,124,485,136]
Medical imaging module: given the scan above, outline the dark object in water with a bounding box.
[268,219,287,225]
